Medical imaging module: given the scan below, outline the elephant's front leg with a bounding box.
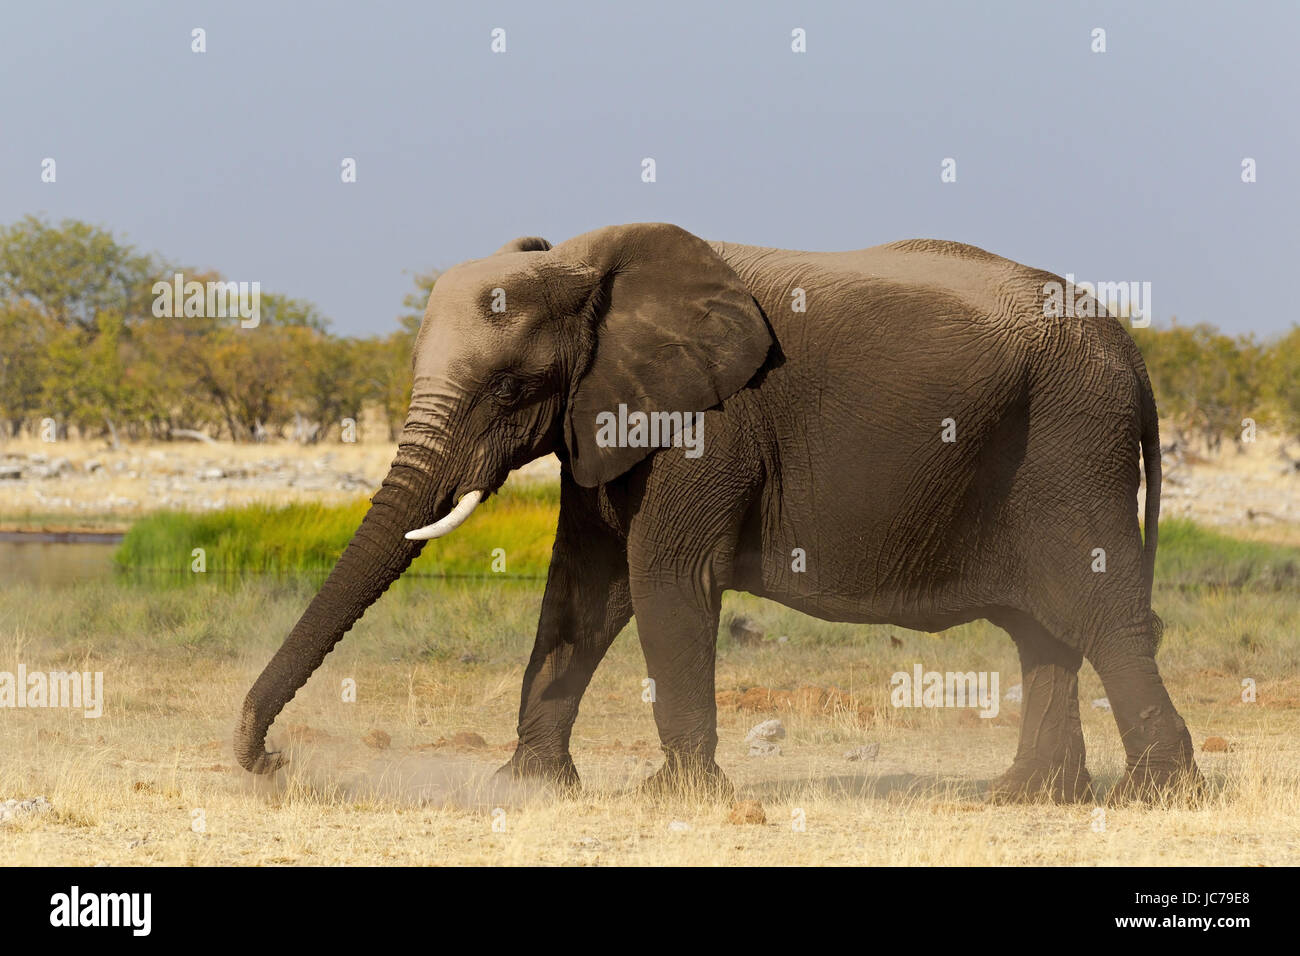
[630,577,732,798]
[624,432,757,798]
[501,489,632,787]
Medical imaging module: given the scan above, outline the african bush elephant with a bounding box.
[236,223,1201,804]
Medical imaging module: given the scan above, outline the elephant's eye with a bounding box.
[490,375,522,404]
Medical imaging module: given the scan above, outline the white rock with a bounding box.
[745,718,786,743]
[1004,683,1023,703]
[1092,697,1111,711]
[0,796,52,824]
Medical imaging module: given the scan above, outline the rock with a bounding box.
[744,718,786,742]
[84,459,103,473]
[458,652,479,664]
[0,465,21,480]
[748,740,782,757]
[1004,683,1023,703]
[728,614,765,646]
[1091,698,1111,712]
[728,800,766,825]
[843,743,880,761]
[777,635,789,644]
[0,796,52,824]
[667,820,691,832]
[362,729,391,750]
[196,468,225,480]
[450,731,488,749]
[1202,736,1232,753]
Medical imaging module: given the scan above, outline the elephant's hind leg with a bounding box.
[1086,620,1203,805]
[989,611,1092,804]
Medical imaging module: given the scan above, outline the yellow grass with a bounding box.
[1,578,1297,866]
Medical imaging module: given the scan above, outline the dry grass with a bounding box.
[1,576,1297,866]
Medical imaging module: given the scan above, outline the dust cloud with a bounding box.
[243,736,562,810]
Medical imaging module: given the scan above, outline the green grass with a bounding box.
[115,481,560,578]
[1157,518,1299,590]
[115,487,1300,593]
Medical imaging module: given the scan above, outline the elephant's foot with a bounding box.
[988,758,1093,804]
[1106,761,1205,806]
[495,745,581,791]
[1104,696,1205,805]
[640,753,733,802]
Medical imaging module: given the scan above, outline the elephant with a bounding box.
[235,222,1202,804]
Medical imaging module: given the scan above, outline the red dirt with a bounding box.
[727,800,767,825]
[715,684,871,720]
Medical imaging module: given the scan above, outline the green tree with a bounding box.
[0,216,156,331]
[1264,325,1300,441]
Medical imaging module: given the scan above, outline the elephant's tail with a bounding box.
[1136,358,1161,615]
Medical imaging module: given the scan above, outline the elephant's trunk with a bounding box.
[234,441,448,773]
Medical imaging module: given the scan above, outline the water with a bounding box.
[0,533,121,588]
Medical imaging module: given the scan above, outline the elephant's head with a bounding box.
[234,222,772,772]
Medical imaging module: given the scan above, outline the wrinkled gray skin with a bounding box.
[236,223,1201,804]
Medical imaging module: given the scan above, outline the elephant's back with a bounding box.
[709,238,1053,327]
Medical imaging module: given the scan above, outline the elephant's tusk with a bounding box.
[404,490,484,540]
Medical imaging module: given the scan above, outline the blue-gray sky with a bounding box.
[2,0,1296,336]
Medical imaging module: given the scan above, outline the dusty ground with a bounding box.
[0,436,560,530]
[1150,434,1300,543]
[1,577,1296,866]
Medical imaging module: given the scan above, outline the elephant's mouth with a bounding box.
[404,488,486,540]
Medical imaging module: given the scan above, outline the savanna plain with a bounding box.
[1,437,1298,866]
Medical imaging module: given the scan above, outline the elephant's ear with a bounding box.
[552,223,772,488]
[493,236,552,255]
